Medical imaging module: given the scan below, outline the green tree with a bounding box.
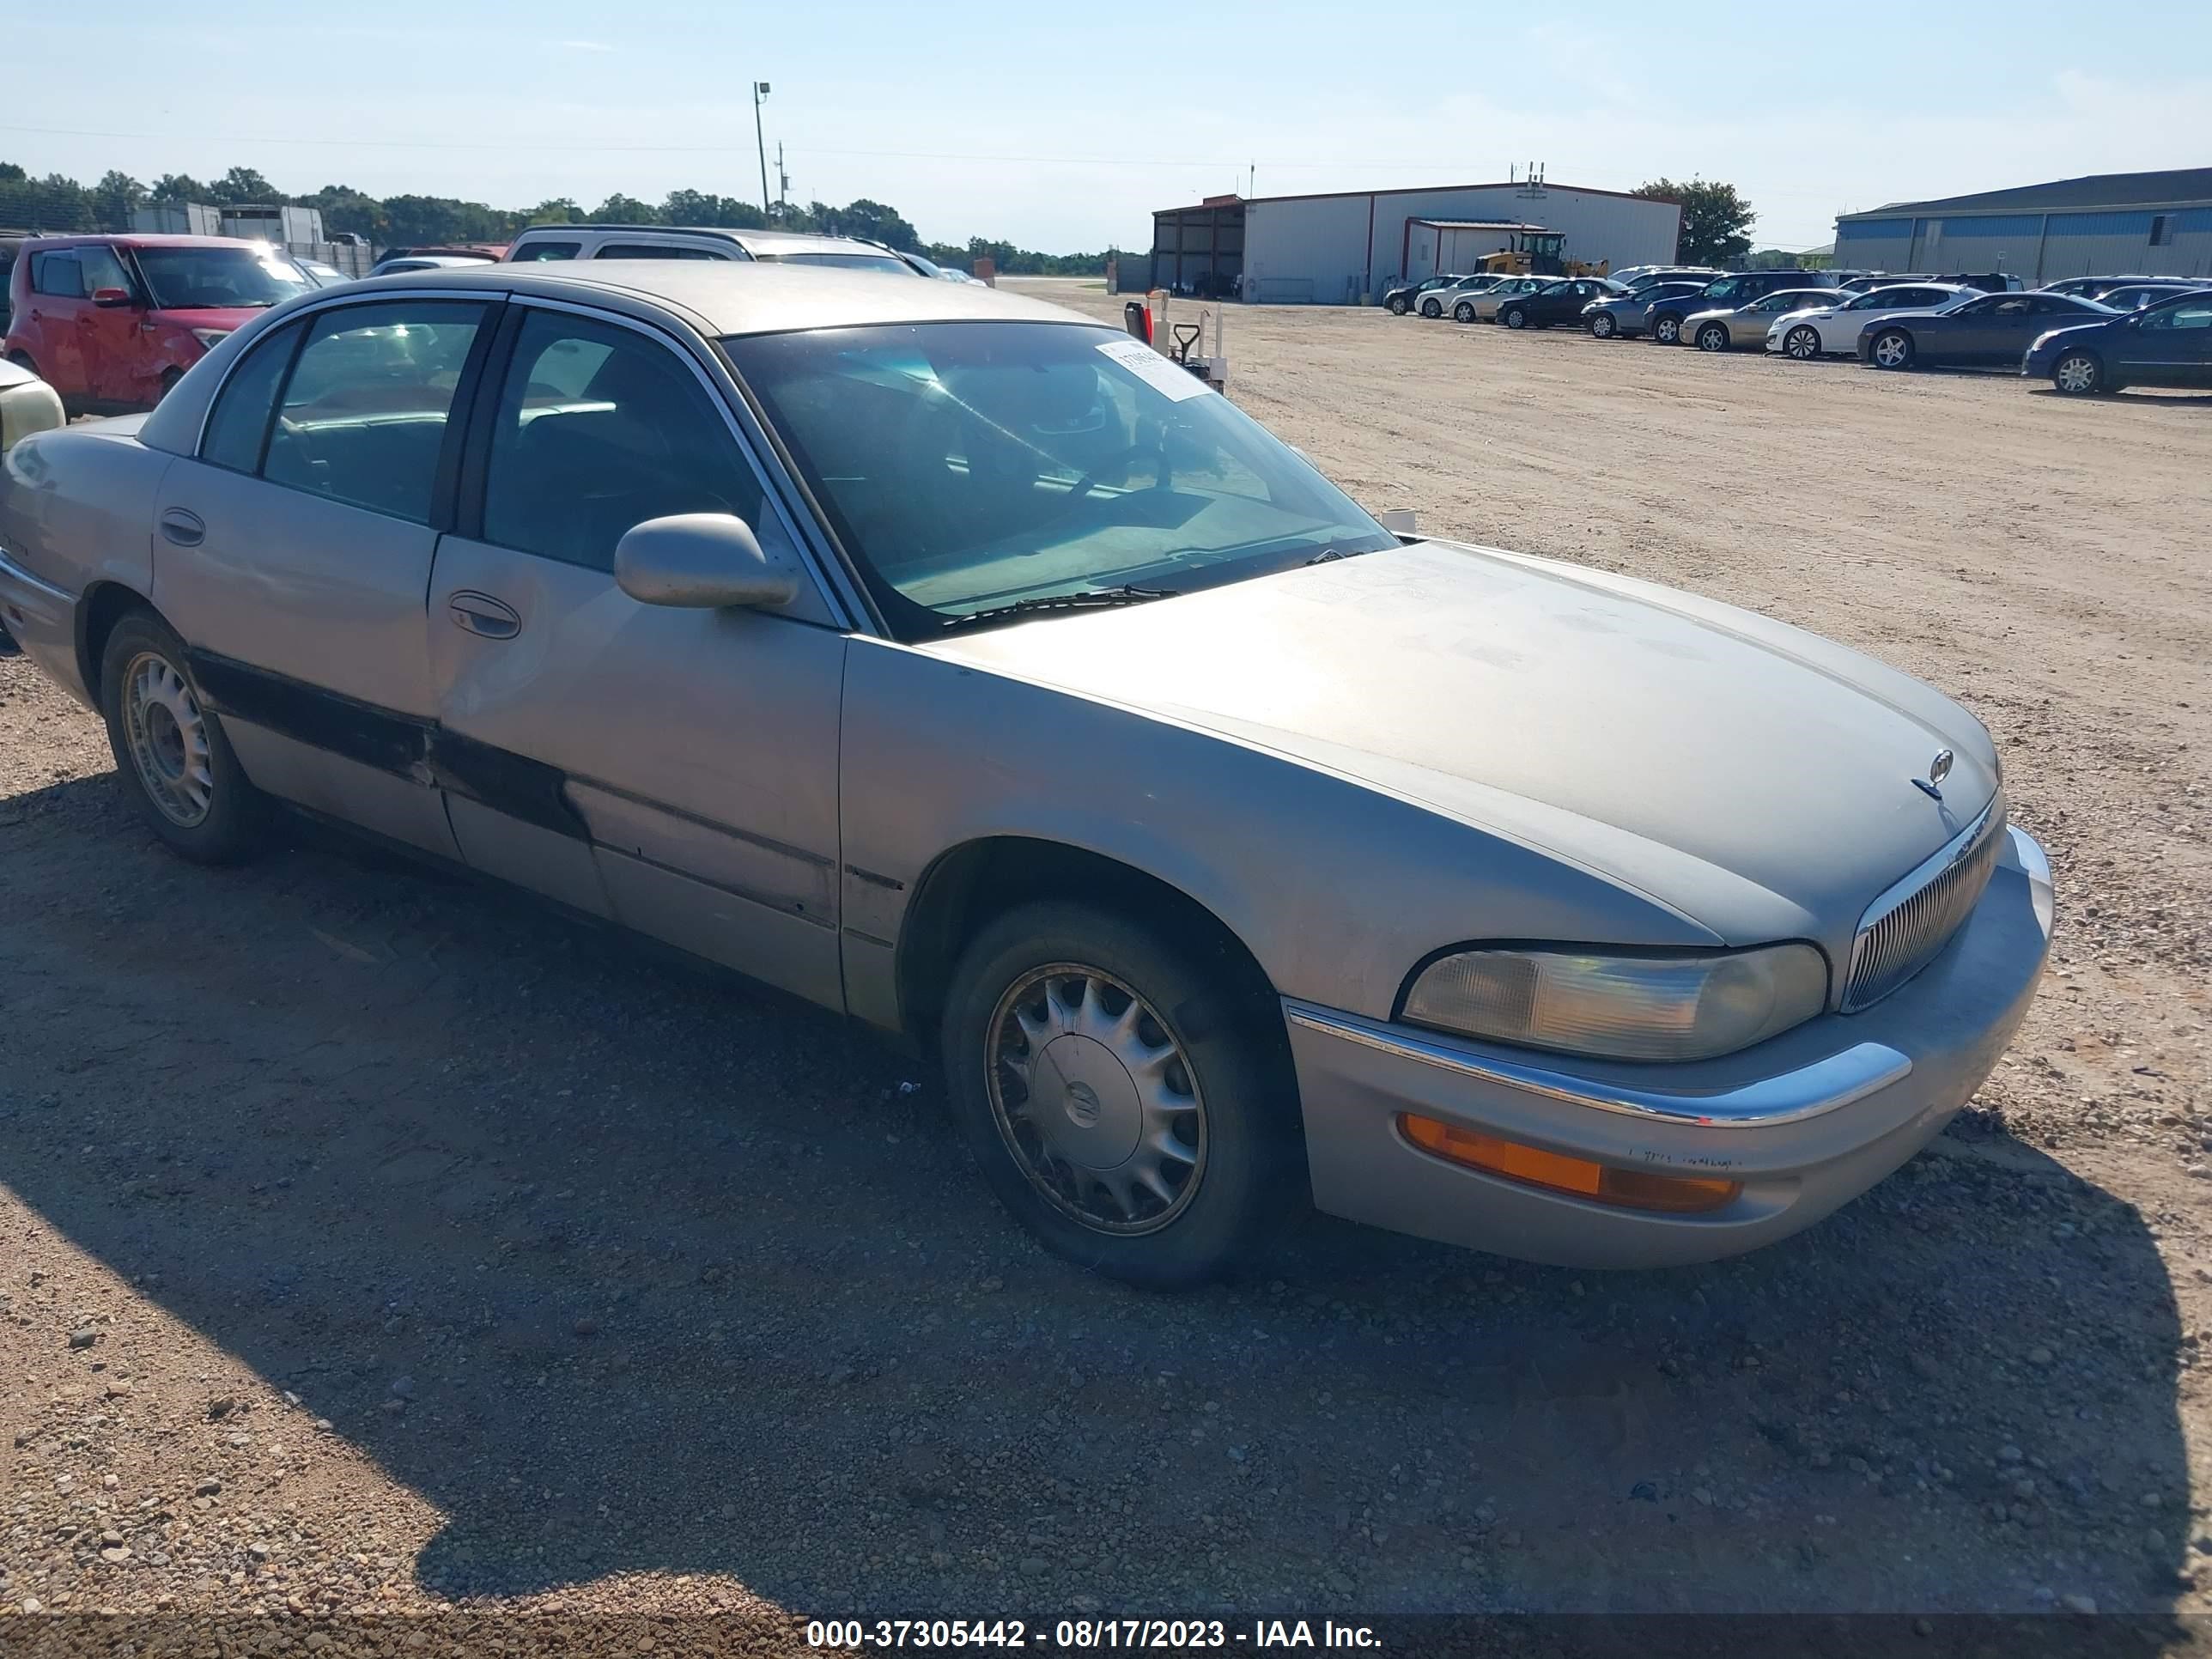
[592,192,659,224]
[1635,178,1755,267]
[301,185,386,240]
[92,170,148,225]
[207,165,277,204]
[149,173,206,205]
[520,198,586,228]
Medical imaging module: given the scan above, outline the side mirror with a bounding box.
[614,514,800,610]
[92,287,135,308]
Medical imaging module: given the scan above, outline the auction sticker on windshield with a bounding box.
[1096,337,1215,401]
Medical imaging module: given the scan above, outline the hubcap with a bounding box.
[2057,356,2095,392]
[986,964,1206,1237]
[1700,327,1723,350]
[1595,316,1613,336]
[1657,319,1677,342]
[1875,336,1906,367]
[122,651,214,827]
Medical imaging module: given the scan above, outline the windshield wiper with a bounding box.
[1304,544,1374,565]
[941,584,1178,633]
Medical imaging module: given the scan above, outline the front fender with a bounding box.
[836,637,1723,1033]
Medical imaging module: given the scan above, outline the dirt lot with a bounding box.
[3,278,2210,1647]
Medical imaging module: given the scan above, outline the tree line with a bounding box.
[0,162,1111,276]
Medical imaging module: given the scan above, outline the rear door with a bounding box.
[426,301,847,1008]
[2116,296,2212,386]
[151,295,496,855]
[23,251,88,394]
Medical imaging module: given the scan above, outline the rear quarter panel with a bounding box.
[0,418,169,701]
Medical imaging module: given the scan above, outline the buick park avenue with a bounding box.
[0,264,2052,1286]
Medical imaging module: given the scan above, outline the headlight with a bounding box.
[190,328,232,351]
[1401,943,1827,1062]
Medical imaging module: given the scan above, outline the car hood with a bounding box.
[2028,319,2117,352]
[926,540,1998,950]
[150,305,270,332]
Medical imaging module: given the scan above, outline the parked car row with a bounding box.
[1388,259,2212,396]
[1,224,957,416]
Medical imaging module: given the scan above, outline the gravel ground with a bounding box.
[3,279,2210,1650]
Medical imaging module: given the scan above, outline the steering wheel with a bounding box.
[1064,443,1168,505]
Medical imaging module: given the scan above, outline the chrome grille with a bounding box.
[1842,793,2007,1012]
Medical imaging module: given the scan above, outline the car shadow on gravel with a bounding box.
[0,774,2191,1621]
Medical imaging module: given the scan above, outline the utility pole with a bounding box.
[776,142,790,214]
[752,82,772,218]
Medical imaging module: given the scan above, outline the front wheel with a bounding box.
[1784,325,1823,361]
[2052,350,2104,396]
[1651,314,1681,344]
[1869,330,1914,370]
[1387,295,1411,315]
[1453,301,1475,323]
[1420,299,1443,319]
[1501,307,1528,330]
[1589,312,1618,338]
[939,902,1304,1288]
[100,611,269,864]
[1695,322,1729,352]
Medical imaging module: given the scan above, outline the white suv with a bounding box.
[503,225,917,275]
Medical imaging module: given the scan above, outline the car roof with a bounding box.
[507,223,896,259]
[349,260,1086,336]
[18,234,254,251]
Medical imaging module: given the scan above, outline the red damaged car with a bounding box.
[3,234,313,414]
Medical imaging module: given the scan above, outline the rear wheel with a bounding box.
[1387,294,1411,315]
[99,611,269,864]
[2052,350,2105,395]
[1453,301,1476,323]
[1589,312,1618,338]
[939,901,1304,1288]
[1784,325,1823,361]
[1695,322,1729,352]
[1501,307,1528,330]
[1869,330,1914,370]
[155,366,185,402]
[1419,299,1443,318]
[1651,313,1682,344]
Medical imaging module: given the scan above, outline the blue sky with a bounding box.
[7,0,2209,252]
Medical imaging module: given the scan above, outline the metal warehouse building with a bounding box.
[1146,180,1682,304]
[1834,167,2212,288]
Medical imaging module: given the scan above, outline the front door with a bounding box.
[426,304,847,1010]
[151,295,495,855]
[2115,296,2212,386]
[72,244,145,405]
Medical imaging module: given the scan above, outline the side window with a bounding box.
[31,252,82,298]
[511,241,580,262]
[200,321,302,474]
[480,311,764,572]
[78,246,131,295]
[595,243,727,261]
[2142,301,2212,331]
[262,301,487,523]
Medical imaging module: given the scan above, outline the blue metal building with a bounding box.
[1833,168,2212,287]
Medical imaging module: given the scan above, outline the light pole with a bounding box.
[752,82,772,218]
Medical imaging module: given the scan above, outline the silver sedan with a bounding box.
[0,264,2051,1287]
[1680,288,1850,351]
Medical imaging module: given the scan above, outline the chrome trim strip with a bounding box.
[0,544,76,605]
[1842,791,2005,1012]
[1284,1000,1911,1128]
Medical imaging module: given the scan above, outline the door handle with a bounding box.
[448,591,521,640]
[158,508,204,547]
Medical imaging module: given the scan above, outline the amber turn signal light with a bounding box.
[1398,1114,1741,1215]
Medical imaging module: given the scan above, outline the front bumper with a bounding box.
[1285,827,2053,1268]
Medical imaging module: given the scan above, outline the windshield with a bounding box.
[762,251,913,274]
[726,321,1396,639]
[134,246,313,310]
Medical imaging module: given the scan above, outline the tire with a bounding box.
[1387,295,1410,315]
[99,611,269,864]
[1589,312,1618,338]
[156,366,185,402]
[1420,299,1443,319]
[2051,349,2104,396]
[939,900,1304,1289]
[1651,313,1681,345]
[1501,307,1528,330]
[1695,322,1729,352]
[1869,330,1914,370]
[1453,301,1475,323]
[1784,325,1823,362]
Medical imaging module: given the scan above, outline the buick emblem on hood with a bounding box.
[1914,749,1954,800]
